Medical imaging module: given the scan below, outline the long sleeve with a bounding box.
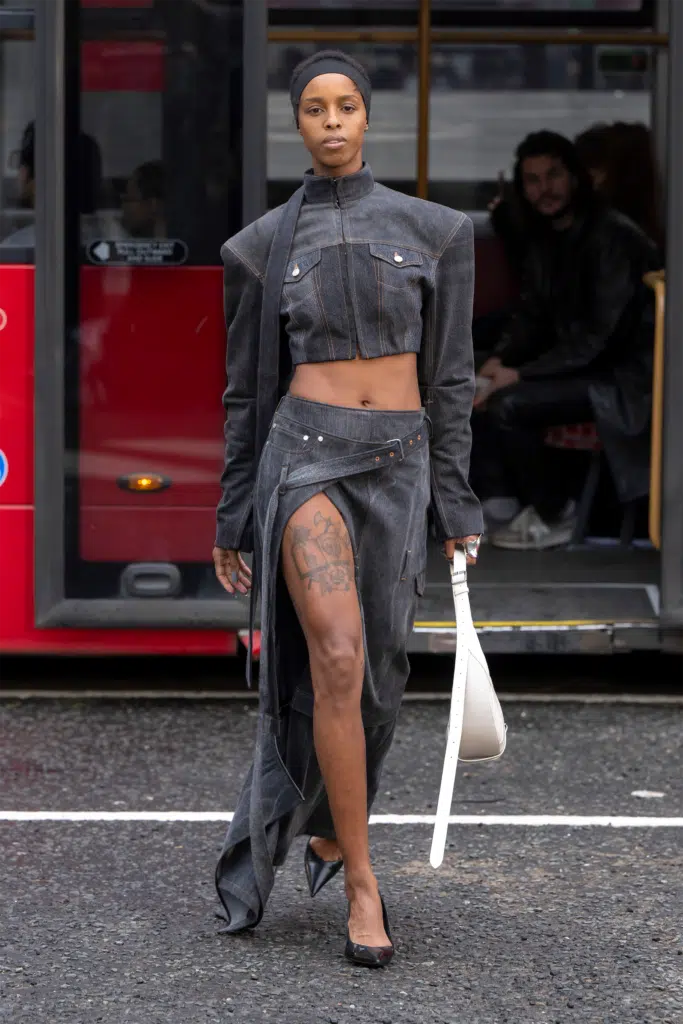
[419,215,483,542]
[495,294,548,368]
[215,242,263,552]
[518,233,636,380]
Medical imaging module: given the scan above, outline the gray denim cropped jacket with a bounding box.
[215,163,482,551]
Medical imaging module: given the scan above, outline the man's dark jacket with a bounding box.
[493,204,661,502]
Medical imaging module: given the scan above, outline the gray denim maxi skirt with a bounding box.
[215,395,431,932]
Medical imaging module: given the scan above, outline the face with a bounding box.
[298,72,367,176]
[520,154,574,218]
[122,176,159,237]
[588,165,607,191]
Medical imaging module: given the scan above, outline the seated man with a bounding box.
[121,160,166,239]
[472,130,660,550]
[2,121,109,248]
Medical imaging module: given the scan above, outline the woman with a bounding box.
[574,121,662,250]
[212,50,482,967]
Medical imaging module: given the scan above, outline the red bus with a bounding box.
[0,0,681,656]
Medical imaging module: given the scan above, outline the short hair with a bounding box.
[132,160,164,202]
[18,120,103,214]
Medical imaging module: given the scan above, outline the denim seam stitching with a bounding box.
[375,256,387,356]
[436,213,466,260]
[312,260,335,359]
[225,243,264,283]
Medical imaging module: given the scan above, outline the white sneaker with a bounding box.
[490,504,576,551]
[482,497,522,526]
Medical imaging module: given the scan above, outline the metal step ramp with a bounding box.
[409,545,660,653]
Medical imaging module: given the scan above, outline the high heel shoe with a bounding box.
[304,838,343,897]
[344,893,394,968]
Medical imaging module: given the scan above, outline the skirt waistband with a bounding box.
[278,394,426,445]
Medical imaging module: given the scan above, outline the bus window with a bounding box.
[63,0,244,603]
[0,0,35,263]
[427,43,654,211]
[266,1,648,12]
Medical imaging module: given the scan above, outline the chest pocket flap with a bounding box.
[369,243,424,268]
[284,248,322,283]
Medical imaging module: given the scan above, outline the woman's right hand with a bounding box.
[212,547,252,595]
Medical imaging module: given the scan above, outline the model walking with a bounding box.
[212,51,482,967]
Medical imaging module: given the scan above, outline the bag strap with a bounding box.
[255,185,305,458]
[429,551,471,868]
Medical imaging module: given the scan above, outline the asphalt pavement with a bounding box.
[1,690,682,1024]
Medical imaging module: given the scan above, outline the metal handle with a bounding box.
[644,270,665,551]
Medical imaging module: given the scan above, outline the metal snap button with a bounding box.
[393,252,403,263]
[375,456,380,462]
[303,434,309,440]
[317,435,323,442]
[291,264,300,277]
[389,452,395,457]
[417,434,421,440]
[409,439,413,445]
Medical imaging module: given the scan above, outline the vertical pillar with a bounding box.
[243,0,268,223]
[416,0,431,200]
[661,0,683,630]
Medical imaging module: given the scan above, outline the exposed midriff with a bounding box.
[289,350,421,411]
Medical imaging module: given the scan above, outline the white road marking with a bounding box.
[1,812,682,826]
[1,690,682,704]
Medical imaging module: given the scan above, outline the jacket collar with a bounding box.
[303,162,375,206]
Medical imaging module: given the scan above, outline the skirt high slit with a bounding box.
[215,394,431,932]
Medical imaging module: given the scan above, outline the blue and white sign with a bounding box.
[0,449,8,488]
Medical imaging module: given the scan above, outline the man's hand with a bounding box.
[487,364,520,395]
[478,356,502,379]
[444,536,480,566]
[473,363,520,408]
[213,547,252,595]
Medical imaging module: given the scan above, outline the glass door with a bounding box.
[35,0,250,627]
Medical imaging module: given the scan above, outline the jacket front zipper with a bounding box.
[334,180,362,357]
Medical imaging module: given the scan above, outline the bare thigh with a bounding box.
[281,492,364,687]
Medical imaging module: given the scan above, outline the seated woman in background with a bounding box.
[574,121,662,252]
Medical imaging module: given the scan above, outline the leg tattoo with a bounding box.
[289,511,353,594]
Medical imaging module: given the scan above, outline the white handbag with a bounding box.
[430,549,507,868]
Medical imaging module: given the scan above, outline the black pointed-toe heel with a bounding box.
[304,839,343,898]
[344,893,394,968]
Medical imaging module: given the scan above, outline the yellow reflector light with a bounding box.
[118,473,170,493]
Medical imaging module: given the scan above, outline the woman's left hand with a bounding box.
[444,536,481,566]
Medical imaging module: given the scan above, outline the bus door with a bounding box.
[33,0,256,633]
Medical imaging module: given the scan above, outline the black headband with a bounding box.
[290,57,371,124]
